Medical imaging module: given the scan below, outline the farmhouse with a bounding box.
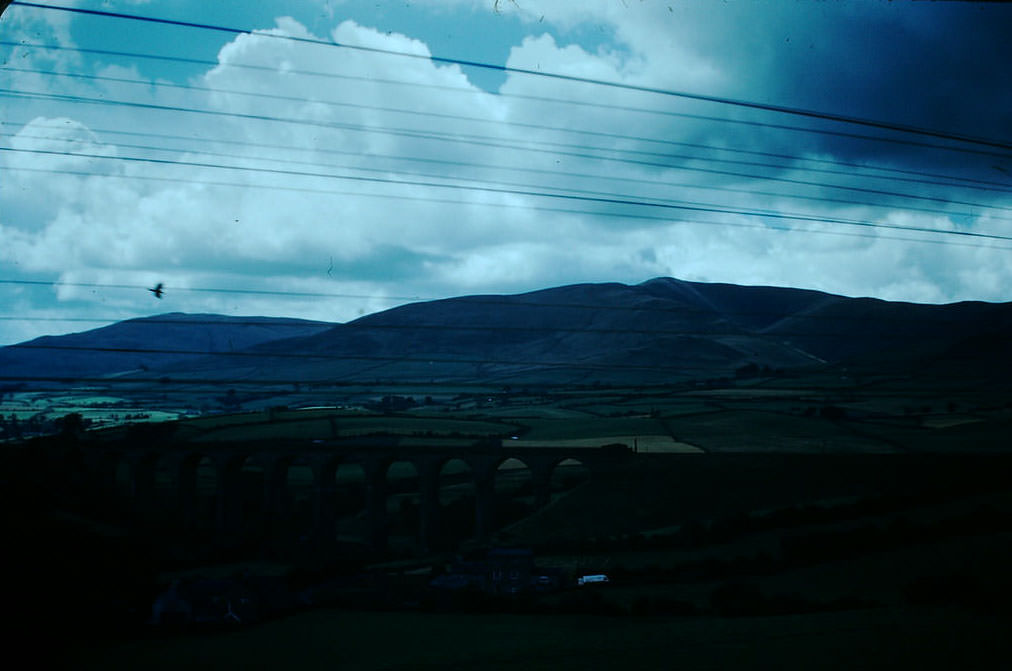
[429,547,564,596]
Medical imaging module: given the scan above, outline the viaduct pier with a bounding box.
[40,436,633,552]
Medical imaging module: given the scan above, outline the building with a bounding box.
[429,547,564,596]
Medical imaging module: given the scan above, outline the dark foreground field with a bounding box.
[5,371,1011,670]
[63,607,1012,670]
[7,448,1011,670]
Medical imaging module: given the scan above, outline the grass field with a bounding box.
[186,413,521,442]
[62,606,1012,670]
[0,393,183,426]
[7,368,1008,449]
[663,409,894,453]
[517,416,671,441]
[510,435,702,453]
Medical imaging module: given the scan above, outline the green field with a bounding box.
[0,393,183,426]
[7,368,1008,450]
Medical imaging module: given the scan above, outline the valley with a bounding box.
[3,278,1010,668]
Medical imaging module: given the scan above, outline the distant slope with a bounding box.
[145,278,1012,386]
[154,279,819,385]
[763,295,1012,371]
[0,313,334,383]
[4,279,1010,388]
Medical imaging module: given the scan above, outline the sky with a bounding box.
[1,0,1011,345]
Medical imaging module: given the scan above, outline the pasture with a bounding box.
[7,364,1007,451]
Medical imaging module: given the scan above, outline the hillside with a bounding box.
[0,313,333,382]
[134,277,1012,386]
[3,278,1010,388]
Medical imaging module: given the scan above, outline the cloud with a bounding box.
[1,3,1010,346]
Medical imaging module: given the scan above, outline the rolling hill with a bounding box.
[0,313,333,383]
[2,278,1010,388]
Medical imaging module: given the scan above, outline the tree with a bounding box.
[60,412,85,437]
[735,362,760,378]
[220,389,241,411]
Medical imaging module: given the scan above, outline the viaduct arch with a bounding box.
[52,438,631,552]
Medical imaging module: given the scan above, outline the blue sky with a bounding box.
[1,0,1011,344]
[56,1,553,90]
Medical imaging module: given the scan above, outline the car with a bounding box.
[577,574,609,586]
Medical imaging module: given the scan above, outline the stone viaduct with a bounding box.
[47,437,633,551]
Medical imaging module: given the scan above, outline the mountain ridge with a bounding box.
[0,313,333,381]
[2,278,1010,387]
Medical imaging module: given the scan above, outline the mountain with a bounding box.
[3,279,1010,388]
[0,313,333,383]
[128,278,1012,386]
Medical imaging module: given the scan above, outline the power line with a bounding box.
[0,339,964,391]
[9,1,1012,152]
[8,116,1010,195]
[7,67,1011,195]
[15,132,1012,231]
[2,279,1009,328]
[7,164,1011,252]
[13,132,811,215]
[0,305,979,351]
[7,145,1012,243]
[0,340,1001,391]
[7,89,1011,218]
[1,296,1006,369]
[0,385,984,400]
[2,296,1003,384]
[10,128,1010,227]
[0,316,335,327]
[0,279,424,301]
[0,347,759,378]
[2,311,1000,377]
[0,311,985,328]
[6,40,1010,161]
[0,378,989,411]
[2,7,1007,395]
[0,355,964,388]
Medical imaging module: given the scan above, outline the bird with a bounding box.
[148,282,164,299]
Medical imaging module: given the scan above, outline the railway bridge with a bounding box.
[43,436,633,551]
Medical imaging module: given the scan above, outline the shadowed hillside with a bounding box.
[134,278,1012,386]
[0,313,333,381]
[3,278,1010,388]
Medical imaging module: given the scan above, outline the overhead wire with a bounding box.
[3,326,1002,390]
[0,279,425,301]
[2,2,1010,379]
[5,88,1012,218]
[6,66,1011,195]
[3,311,1002,384]
[2,278,1009,328]
[5,165,1010,258]
[1,313,985,348]
[8,129,1010,228]
[6,116,1011,195]
[1,302,1006,380]
[2,311,1003,391]
[9,1,1012,152]
[0,341,1001,397]
[7,144,1012,243]
[5,40,1011,161]
[0,353,776,380]
[0,304,1005,330]
[12,131,1012,232]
